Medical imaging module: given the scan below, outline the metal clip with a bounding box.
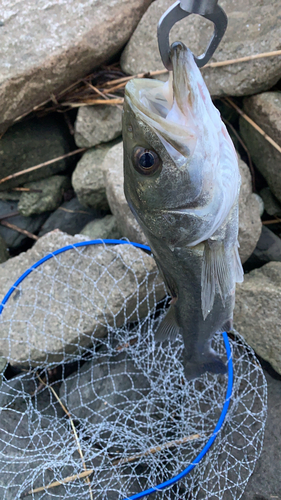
[157,0,228,70]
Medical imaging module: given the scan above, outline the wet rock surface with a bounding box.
[121,0,281,97]
[240,92,281,203]
[0,0,153,132]
[245,226,281,270]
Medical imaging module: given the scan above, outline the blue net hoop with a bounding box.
[0,239,233,499]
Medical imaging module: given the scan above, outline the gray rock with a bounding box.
[60,352,153,426]
[0,191,21,201]
[0,357,7,387]
[0,200,49,249]
[103,142,147,245]
[74,106,122,148]
[18,175,71,216]
[80,215,121,240]
[240,92,281,203]
[238,157,262,263]
[260,187,281,217]
[121,0,281,97]
[72,145,112,210]
[253,193,264,218]
[0,230,166,366]
[0,116,75,190]
[0,0,153,132]
[38,197,101,237]
[0,235,9,264]
[246,226,281,268]
[234,261,281,375]
[241,371,281,500]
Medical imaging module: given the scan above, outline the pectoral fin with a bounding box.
[201,240,243,320]
[154,305,180,342]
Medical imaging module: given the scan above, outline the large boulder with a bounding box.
[0,230,166,366]
[240,92,281,203]
[0,0,153,133]
[121,0,281,97]
[0,116,75,190]
[234,261,281,375]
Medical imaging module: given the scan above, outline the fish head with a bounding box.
[123,42,239,244]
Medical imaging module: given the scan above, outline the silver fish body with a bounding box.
[123,42,243,380]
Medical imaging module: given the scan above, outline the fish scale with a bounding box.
[123,42,243,380]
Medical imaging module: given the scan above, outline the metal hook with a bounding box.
[157,0,228,70]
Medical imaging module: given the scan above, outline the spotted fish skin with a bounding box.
[123,42,243,380]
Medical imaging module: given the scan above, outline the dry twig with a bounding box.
[36,374,94,500]
[22,431,201,496]
[222,116,255,191]
[224,97,281,155]
[0,220,39,240]
[0,148,86,186]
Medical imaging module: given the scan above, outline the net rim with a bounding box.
[0,238,233,499]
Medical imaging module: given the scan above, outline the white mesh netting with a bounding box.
[0,241,267,500]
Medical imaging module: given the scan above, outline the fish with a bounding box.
[122,41,243,380]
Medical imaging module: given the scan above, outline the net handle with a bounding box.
[0,239,233,499]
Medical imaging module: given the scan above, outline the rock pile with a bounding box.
[0,0,281,497]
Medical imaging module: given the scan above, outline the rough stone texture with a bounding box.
[260,187,281,217]
[0,116,75,190]
[0,0,153,133]
[104,142,147,245]
[245,226,281,270]
[234,261,281,375]
[0,200,49,249]
[38,197,102,237]
[60,352,153,426]
[18,175,71,216]
[0,230,165,366]
[121,0,281,96]
[0,191,21,201]
[0,235,9,264]
[74,106,122,148]
[240,92,281,203]
[80,215,121,240]
[0,358,7,386]
[241,371,281,500]
[238,157,262,263]
[72,145,112,210]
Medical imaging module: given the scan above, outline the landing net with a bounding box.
[0,240,267,499]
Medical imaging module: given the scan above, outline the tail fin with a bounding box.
[183,353,227,381]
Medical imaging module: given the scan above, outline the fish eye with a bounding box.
[132,147,162,176]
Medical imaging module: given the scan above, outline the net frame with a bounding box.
[0,239,266,500]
